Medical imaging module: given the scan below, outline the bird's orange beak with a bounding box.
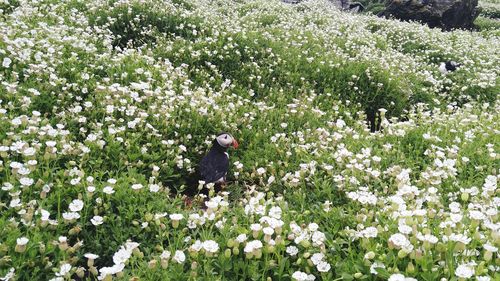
[232,139,239,149]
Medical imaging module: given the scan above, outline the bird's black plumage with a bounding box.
[199,139,229,184]
[183,133,236,198]
[445,61,460,72]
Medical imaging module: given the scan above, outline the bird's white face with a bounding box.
[216,133,239,148]
[438,63,448,74]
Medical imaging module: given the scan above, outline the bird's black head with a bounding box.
[445,61,461,72]
[212,132,239,150]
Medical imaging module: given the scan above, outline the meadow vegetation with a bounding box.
[0,0,499,280]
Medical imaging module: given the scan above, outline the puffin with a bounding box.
[199,132,239,186]
[439,61,461,74]
[184,132,239,199]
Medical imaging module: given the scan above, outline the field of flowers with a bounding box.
[0,0,499,280]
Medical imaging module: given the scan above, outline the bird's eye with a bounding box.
[224,135,228,139]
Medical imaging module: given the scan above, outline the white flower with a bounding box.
[236,234,247,243]
[202,240,219,253]
[286,246,299,256]
[311,231,326,246]
[250,223,262,232]
[483,243,498,252]
[388,274,417,281]
[310,252,325,265]
[291,271,315,281]
[69,199,84,212]
[469,210,486,221]
[448,233,471,245]
[398,224,412,235]
[103,186,115,194]
[40,209,50,221]
[84,253,99,260]
[256,167,266,175]
[19,178,34,187]
[55,263,71,277]
[149,184,160,192]
[131,184,143,190]
[416,233,438,244]
[317,261,331,272]
[173,250,186,264]
[190,240,203,252]
[113,248,131,265]
[62,212,80,220]
[124,241,139,251]
[160,250,171,260]
[244,240,263,253]
[389,233,413,251]
[169,214,184,221]
[263,227,274,236]
[268,206,282,219]
[308,223,319,232]
[98,263,125,280]
[2,57,12,68]
[267,176,275,185]
[9,198,22,208]
[16,237,29,246]
[370,261,386,275]
[358,227,378,238]
[455,263,474,278]
[91,216,104,226]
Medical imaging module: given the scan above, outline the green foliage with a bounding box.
[0,0,20,16]
[474,16,500,31]
[89,1,206,48]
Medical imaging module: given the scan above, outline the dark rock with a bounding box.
[349,2,365,12]
[380,0,480,30]
[330,0,365,13]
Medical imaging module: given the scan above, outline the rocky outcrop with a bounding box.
[380,0,480,30]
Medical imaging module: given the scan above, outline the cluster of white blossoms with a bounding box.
[97,241,140,281]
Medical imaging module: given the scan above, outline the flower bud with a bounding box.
[15,244,26,253]
[254,250,262,259]
[161,259,168,269]
[397,249,408,258]
[300,240,311,248]
[148,259,157,269]
[76,267,85,278]
[484,250,493,261]
[461,193,469,202]
[172,220,180,228]
[191,261,198,270]
[364,251,375,260]
[407,262,415,273]
[39,243,46,254]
